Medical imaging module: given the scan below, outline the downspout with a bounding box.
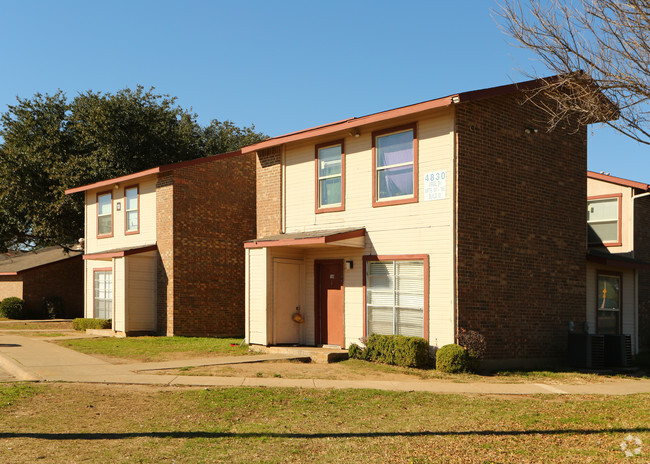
[452,98,459,345]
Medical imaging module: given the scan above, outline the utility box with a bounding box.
[568,333,604,369]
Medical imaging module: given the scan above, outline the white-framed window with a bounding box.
[597,272,621,334]
[374,126,416,203]
[587,196,620,245]
[97,192,112,237]
[93,270,112,320]
[125,186,139,234]
[316,142,343,211]
[366,259,425,337]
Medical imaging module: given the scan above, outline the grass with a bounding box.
[164,358,649,384]
[55,336,250,362]
[0,321,74,330]
[0,383,649,463]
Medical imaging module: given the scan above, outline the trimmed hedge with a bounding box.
[362,333,430,368]
[72,318,112,331]
[435,344,476,373]
[0,297,27,319]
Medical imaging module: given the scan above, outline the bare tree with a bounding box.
[497,0,650,144]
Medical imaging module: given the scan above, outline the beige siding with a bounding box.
[84,259,113,320]
[587,178,634,253]
[125,252,157,332]
[85,175,158,254]
[113,257,126,332]
[277,110,456,348]
[586,262,637,353]
[247,247,269,345]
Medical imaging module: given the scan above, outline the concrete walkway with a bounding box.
[1,333,650,395]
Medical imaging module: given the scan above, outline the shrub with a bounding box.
[72,318,112,331]
[457,328,486,359]
[348,343,365,360]
[0,297,27,319]
[436,344,474,373]
[364,333,431,368]
[42,296,63,319]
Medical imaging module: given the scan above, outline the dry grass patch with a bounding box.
[0,321,73,331]
[0,383,648,463]
[160,358,648,384]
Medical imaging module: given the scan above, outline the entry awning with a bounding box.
[244,228,365,249]
[83,244,157,261]
[587,249,650,270]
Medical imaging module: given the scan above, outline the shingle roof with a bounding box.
[0,246,82,274]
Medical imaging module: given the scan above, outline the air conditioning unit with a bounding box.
[603,334,633,367]
[568,334,604,369]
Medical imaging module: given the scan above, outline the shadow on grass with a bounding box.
[1,427,649,440]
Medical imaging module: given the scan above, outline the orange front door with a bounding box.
[315,260,344,347]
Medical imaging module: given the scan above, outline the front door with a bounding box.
[273,259,303,345]
[315,260,344,347]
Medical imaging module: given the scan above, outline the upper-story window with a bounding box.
[125,186,139,234]
[587,194,621,246]
[97,192,113,238]
[373,123,418,207]
[315,141,345,213]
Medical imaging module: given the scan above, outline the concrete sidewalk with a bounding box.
[1,333,650,395]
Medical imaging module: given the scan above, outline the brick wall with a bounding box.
[455,93,587,360]
[156,172,174,335]
[156,153,256,337]
[21,255,84,318]
[256,146,282,238]
[634,195,650,352]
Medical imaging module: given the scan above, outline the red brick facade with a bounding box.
[256,146,282,238]
[0,256,83,318]
[455,94,587,360]
[634,195,650,352]
[156,154,256,337]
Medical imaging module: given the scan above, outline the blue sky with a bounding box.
[0,0,646,181]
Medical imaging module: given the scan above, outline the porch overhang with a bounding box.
[83,244,157,261]
[244,228,365,249]
[587,250,650,270]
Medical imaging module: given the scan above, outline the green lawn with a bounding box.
[0,383,648,463]
[55,336,249,362]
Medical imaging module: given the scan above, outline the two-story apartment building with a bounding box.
[586,171,650,354]
[243,77,592,365]
[65,151,255,337]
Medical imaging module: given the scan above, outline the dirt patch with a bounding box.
[0,321,74,331]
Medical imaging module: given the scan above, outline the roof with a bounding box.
[83,244,157,260]
[65,150,243,195]
[587,171,649,192]
[0,246,83,275]
[244,228,365,249]
[240,76,558,154]
[587,249,650,270]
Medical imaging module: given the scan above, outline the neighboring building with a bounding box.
[586,171,650,354]
[0,246,83,318]
[242,77,594,365]
[65,151,256,336]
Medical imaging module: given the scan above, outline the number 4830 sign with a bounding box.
[424,170,446,201]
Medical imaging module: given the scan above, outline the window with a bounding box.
[97,192,113,237]
[125,186,139,234]
[373,124,418,206]
[587,195,621,246]
[597,272,621,334]
[93,270,112,320]
[365,257,426,338]
[315,141,344,212]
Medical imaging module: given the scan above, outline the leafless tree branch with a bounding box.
[496,0,650,145]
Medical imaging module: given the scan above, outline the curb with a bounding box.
[0,352,41,381]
